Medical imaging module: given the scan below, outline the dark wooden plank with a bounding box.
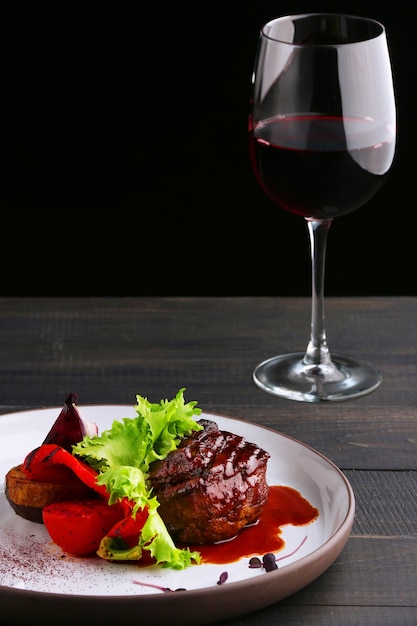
[288,536,417,607]
[220,404,417,471]
[1,297,417,471]
[0,296,416,400]
[214,606,417,626]
[348,470,417,536]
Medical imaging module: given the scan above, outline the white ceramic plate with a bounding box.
[0,406,355,625]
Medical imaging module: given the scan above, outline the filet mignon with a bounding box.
[149,419,270,544]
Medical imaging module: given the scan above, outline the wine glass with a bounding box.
[249,13,396,402]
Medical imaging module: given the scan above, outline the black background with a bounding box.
[1,2,413,296]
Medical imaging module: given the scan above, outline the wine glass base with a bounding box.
[253,352,382,402]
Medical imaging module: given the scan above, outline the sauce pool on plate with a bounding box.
[187,485,319,565]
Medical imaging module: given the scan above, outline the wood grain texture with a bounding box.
[1,296,416,625]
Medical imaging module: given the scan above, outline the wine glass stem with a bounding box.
[304,219,333,366]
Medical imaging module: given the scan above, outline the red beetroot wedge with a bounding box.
[42,393,98,452]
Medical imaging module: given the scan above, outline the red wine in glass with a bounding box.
[249,114,395,219]
[250,14,396,401]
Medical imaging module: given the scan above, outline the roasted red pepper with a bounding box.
[104,499,149,548]
[22,444,108,498]
[95,499,151,562]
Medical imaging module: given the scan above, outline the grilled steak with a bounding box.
[148,419,270,544]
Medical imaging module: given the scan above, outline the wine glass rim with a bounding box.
[261,13,385,47]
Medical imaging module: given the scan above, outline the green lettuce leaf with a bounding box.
[72,388,203,569]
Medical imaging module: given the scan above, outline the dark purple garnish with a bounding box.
[262,552,278,571]
[217,571,228,585]
[248,536,308,572]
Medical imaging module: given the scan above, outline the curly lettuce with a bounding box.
[72,388,203,569]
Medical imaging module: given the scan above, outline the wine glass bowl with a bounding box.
[249,14,396,401]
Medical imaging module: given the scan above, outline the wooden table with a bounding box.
[1,296,416,625]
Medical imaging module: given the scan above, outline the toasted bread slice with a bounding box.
[5,464,96,523]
